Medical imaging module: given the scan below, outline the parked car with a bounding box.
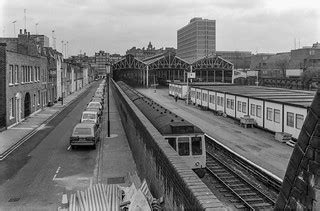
[86,102,103,116]
[70,123,100,149]
[91,97,104,106]
[81,110,100,126]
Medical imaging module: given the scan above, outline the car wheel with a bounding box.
[71,145,76,150]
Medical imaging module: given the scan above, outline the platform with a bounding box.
[137,87,293,180]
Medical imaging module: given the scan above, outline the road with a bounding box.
[137,87,293,180]
[0,82,102,209]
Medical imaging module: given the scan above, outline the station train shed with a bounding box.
[112,51,234,86]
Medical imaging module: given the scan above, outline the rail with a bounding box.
[205,134,282,192]
[206,151,275,210]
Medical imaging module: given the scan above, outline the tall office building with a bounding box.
[177,17,216,62]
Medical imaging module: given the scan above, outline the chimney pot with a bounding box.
[20,29,22,34]
[24,29,27,34]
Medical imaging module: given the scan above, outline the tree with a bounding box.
[300,68,319,90]
[275,59,289,78]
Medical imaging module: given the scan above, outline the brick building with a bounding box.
[0,30,48,130]
[126,42,175,60]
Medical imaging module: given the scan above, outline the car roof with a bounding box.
[74,123,95,128]
[88,102,101,105]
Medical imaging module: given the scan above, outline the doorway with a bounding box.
[24,92,31,118]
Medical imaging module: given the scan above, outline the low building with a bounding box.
[0,30,48,130]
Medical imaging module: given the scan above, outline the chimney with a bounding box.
[24,29,27,34]
[20,29,22,34]
[28,32,30,36]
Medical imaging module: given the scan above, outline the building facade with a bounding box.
[94,50,109,77]
[126,42,176,60]
[177,17,216,62]
[0,31,48,129]
[216,51,252,71]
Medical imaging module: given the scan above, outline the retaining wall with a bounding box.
[111,80,225,210]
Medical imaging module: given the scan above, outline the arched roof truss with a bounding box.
[112,54,146,70]
[192,56,233,71]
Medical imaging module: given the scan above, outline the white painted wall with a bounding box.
[283,105,307,139]
[196,88,201,105]
[264,101,283,133]
[236,96,249,118]
[216,92,225,112]
[201,89,209,108]
[208,91,216,110]
[248,98,264,127]
[225,94,236,117]
[191,88,196,103]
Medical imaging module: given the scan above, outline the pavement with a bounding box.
[0,84,92,161]
[96,85,138,187]
[137,87,294,180]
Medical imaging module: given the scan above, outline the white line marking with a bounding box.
[53,174,57,180]
[67,145,71,150]
[56,166,61,174]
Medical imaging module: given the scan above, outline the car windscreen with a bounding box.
[82,113,96,120]
[73,128,93,136]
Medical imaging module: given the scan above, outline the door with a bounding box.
[24,92,31,117]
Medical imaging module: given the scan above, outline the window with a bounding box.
[166,138,176,151]
[9,98,14,118]
[33,94,36,107]
[227,99,231,108]
[237,101,241,111]
[191,137,202,155]
[256,105,262,118]
[251,104,255,116]
[15,65,19,83]
[287,112,294,127]
[38,90,41,105]
[231,99,234,110]
[267,107,273,121]
[209,95,214,104]
[242,102,246,113]
[35,67,37,82]
[9,65,13,84]
[38,67,41,81]
[178,137,190,156]
[296,114,304,129]
[274,109,280,123]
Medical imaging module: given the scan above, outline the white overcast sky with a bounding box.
[1,0,319,56]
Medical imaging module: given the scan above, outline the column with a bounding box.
[146,66,149,87]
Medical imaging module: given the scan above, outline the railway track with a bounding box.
[206,151,275,210]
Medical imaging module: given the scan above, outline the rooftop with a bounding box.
[193,85,316,108]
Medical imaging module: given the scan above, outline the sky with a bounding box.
[1,0,320,56]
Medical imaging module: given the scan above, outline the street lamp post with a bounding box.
[106,64,110,137]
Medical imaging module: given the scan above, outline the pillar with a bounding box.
[146,66,149,87]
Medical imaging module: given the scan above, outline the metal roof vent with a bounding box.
[181,119,184,121]
[171,119,174,122]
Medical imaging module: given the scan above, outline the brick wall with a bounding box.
[0,43,7,131]
[112,80,225,210]
[6,51,47,126]
[275,88,320,209]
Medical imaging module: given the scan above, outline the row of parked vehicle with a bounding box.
[70,80,106,149]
